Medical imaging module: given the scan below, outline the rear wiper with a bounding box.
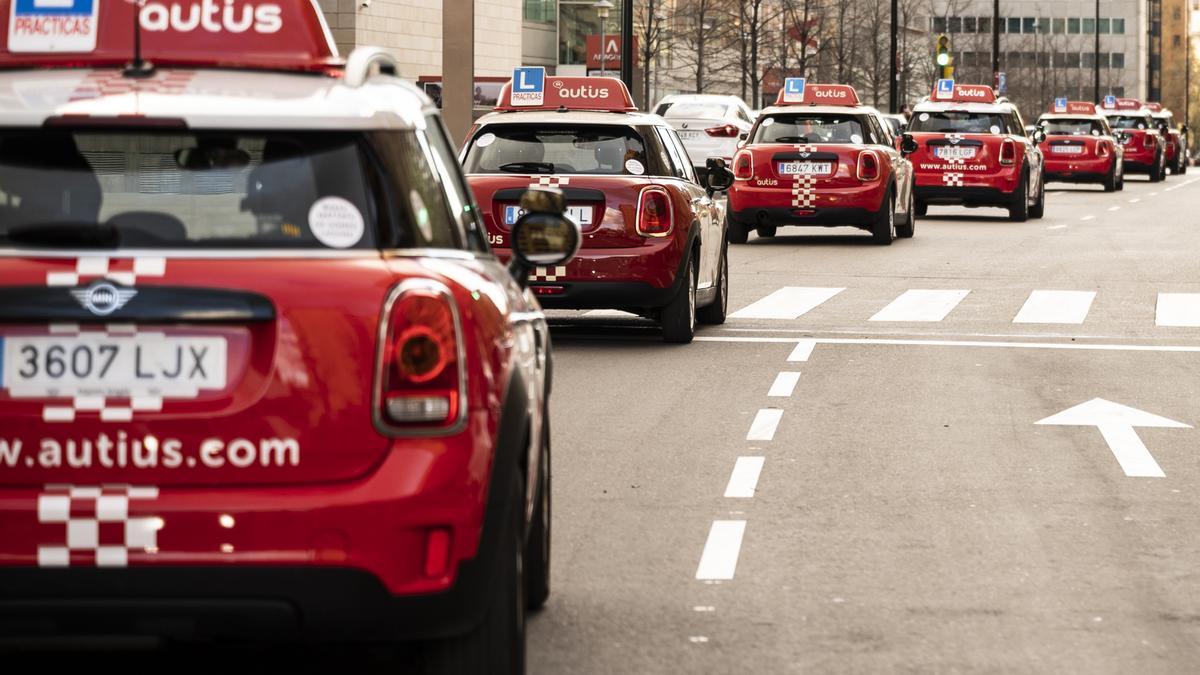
[2,222,119,248]
[499,161,555,174]
[773,136,810,143]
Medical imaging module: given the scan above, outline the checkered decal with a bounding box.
[531,266,568,282]
[791,143,821,208]
[530,176,571,189]
[37,485,161,568]
[46,256,166,288]
[946,133,965,143]
[68,71,195,103]
[943,172,966,187]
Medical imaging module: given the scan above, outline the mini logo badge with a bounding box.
[70,281,137,316]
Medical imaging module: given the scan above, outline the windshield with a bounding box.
[661,103,730,120]
[0,129,460,250]
[1041,119,1108,136]
[908,111,1010,134]
[752,114,866,144]
[1108,115,1151,130]
[464,125,647,176]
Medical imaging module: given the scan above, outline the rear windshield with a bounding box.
[1041,118,1107,136]
[0,129,462,250]
[908,111,1010,134]
[752,113,866,144]
[660,103,730,120]
[1108,115,1151,130]
[464,125,647,176]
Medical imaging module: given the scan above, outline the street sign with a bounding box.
[934,78,954,101]
[585,35,638,70]
[8,0,100,53]
[1103,94,1118,109]
[1036,398,1191,478]
[510,67,545,107]
[1054,97,1068,113]
[781,77,806,104]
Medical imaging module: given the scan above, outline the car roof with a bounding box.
[474,110,667,127]
[0,67,434,130]
[1038,113,1107,122]
[912,101,1015,114]
[758,105,873,117]
[658,94,745,104]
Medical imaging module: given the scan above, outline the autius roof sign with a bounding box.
[495,75,636,112]
[773,82,860,107]
[8,0,99,53]
[932,83,995,104]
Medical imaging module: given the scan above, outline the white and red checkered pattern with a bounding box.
[791,174,819,208]
[45,256,166,288]
[530,176,571,189]
[943,172,966,187]
[68,70,195,103]
[531,266,568,282]
[37,485,161,568]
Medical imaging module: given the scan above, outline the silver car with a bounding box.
[653,94,755,171]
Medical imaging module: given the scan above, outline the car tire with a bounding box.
[1117,167,1125,191]
[1008,172,1029,222]
[1150,152,1164,182]
[871,188,895,245]
[697,241,728,325]
[914,199,928,217]
[418,472,525,675]
[661,255,696,343]
[525,418,551,610]
[1029,174,1045,219]
[755,225,777,238]
[726,215,749,244]
[1103,163,1118,192]
[896,188,916,239]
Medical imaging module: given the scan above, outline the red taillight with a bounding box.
[636,187,673,237]
[733,150,754,179]
[376,281,463,432]
[1143,134,1156,149]
[1097,141,1110,157]
[857,150,880,181]
[705,124,740,138]
[999,139,1017,165]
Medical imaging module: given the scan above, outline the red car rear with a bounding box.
[1146,103,1188,175]
[1036,101,1124,191]
[1102,98,1168,182]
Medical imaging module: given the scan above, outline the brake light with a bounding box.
[705,124,740,138]
[1097,141,1110,157]
[999,139,1017,165]
[733,150,754,179]
[857,150,881,181]
[1143,134,1156,149]
[376,280,464,432]
[636,187,674,237]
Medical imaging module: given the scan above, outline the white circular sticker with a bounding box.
[476,132,496,148]
[989,125,1001,134]
[850,134,863,144]
[762,117,776,126]
[1092,129,1100,136]
[625,158,645,175]
[308,197,365,249]
[918,113,930,122]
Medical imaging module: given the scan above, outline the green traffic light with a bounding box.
[936,53,950,66]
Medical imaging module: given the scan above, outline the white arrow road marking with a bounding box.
[1036,398,1191,478]
[730,287,843,320]
[696,520,746,580]
[724,457,765,498]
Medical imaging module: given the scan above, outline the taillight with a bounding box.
[733,150,754,179]
[857,150,880,181]
[636,187,673,237]
[1143,134,1156,149]
[999,139,1017,165]
[1097,141,1110,157]
[375,280,464,433]
[705,124,740,138]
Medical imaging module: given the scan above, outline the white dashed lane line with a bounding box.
[767,371,801,397]
[746,409,783,441]
[695,520,747,580]
[1081,215,1096,221]
[1129,198,1141,203]
[724,457,765,498]
[787,339,816,362]
[1047,224,1068,230]
[1108,206,1120,211]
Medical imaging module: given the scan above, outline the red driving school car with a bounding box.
[461,72,734,344]
[727,80,916,245]
[1101,97,1168,182]
[0,1,579,670]
[1145,102,1188,175]
[1036,100,1124,191]
[907,81,1046,222]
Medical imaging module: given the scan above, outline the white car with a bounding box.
[653,94,755,171]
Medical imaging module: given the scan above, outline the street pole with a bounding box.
[442,0,474,143]
[620,0,634,96]
[599,15,606,76]
[992,0,1000,89]
[889,0,898,113]
[1094,0,1101,102]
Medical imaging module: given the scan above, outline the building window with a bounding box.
[1068,17,1080,34]
[1083,52,1095,68]
[523,0,556,24]
[1008,51,1021,66]
[1112,86,1125,97]
[1066,52,1080,68]
[979,17,991,33]
[1054,52,1067,67]
[1037,17,1050,34]
[932,16,947,32]
[1023,17,1036,33]
[948,16,961,32]
[1053,18,1065,34]
[1112,18,1125,34]
[1083,17,1095,34]
[1098,53,1110,68]
[559,3,623,66]
[962,51,975,66]
[1038,52,1051,67]
[964,16,977,33]
[1098,18,1110,34]
[1111,52,1125,69]
[1008,17,1021,33]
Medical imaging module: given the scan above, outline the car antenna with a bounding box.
[123,0,155,78]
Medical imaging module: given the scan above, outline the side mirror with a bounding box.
[738,132,749,141]
[705,157,734,194]
[508,187,581,288]
[1032,128,1047,144]
[899,133,918,155]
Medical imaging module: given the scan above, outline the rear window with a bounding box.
[752,113,866,144]
[661,103,730,120]
[0,129,462,250]
[908,111,1009,134]
[1041,118,1108,136]
[1107,115,1150,130]
[464,125,647,176]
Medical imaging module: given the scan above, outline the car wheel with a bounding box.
[896,188,915,238]
[1150,152,1164,182]
[661,255,696,343]
[1029,174,1045,219]
[871,188,895,245]
[1008,172,1029,222]
[697,241,728,325]
[726,214,749,244]
[418,472,525,675]
[755,224,777,238]
[525,418,551,610]
[914,199,928,217]
[1103,163,1117,192]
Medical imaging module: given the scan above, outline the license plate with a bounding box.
[1052,145,1084,154]
[678,131,702,141]
[2,334,227,398]
[505,205,594,226]
[778,161,832,175]
[934,146,977,160]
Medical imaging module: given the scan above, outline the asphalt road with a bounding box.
[532,172,1200,674]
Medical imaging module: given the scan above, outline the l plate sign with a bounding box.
[8,0,100,53]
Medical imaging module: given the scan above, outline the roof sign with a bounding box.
[495,75,636,112]
[0,0,339,71]
[510,67,545,107]
[1065,101,1096,115]
[781,77,805,103]
[773,82,860,107]
[934,78,954,101]
[1145,102,1163,113]
[1115,97,1143,111]
[1053,97,1068,113]
[1103,95,1117,109]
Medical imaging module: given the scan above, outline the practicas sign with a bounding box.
[139,0,283,34]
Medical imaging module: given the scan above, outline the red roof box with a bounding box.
[1145,102,1164,112]
[933,83,996,104]
[0,0,339,72]
[774,81,861,107]
[1049,101,1097,115]
[495,73,636,112]
[1114,97,1143,111]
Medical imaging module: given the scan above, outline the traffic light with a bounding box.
[935,34,954,79]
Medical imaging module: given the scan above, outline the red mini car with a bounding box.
[1145,102,1188,175]
[726,81,916,245]
[906,82,1046,222]
[1036,101,1124,191]
[1102,98,1168,182]
[462,75,733,343]
[0,3,578,671]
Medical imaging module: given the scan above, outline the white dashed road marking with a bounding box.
[767,372,801,397]
[746,409,783,441]
[1080,215,1096,221]
[1156,293,1200,327]
[869,289,970,322]
[1108,206,1120,211]
[1013,290,1096,325]
[724,457,765,498]
[695,520,747,580]
[787,339,816,362]
[730,287,844,320]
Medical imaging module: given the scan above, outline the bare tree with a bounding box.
[671,0,729,93]
[637,0,672,107]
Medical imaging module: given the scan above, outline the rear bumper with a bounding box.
[1044,156,1113,181]
[728,180,887,227]
[729,206,877,228]
[914,185,1013,207]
